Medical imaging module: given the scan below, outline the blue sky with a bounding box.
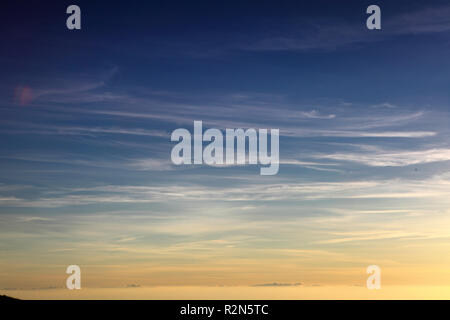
[1,0,450,291]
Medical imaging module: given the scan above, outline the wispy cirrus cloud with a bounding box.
[237,4,450,53]
[5,89,436,140]
[0,123,168,138]
[318,147,450,167]
[316,229,450,244]
[2,173,449,207]
[0,153,173,172]
[11,67,119,106]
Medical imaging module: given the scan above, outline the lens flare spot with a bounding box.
[14,86,33,106]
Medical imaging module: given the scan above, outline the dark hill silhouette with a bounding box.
[0,294,19,301]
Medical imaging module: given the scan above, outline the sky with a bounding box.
[1,0,450,298]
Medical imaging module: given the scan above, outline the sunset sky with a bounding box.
[1,0,450,299]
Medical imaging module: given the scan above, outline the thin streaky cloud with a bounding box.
[318,148,450,167]
[1,173,449,207]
